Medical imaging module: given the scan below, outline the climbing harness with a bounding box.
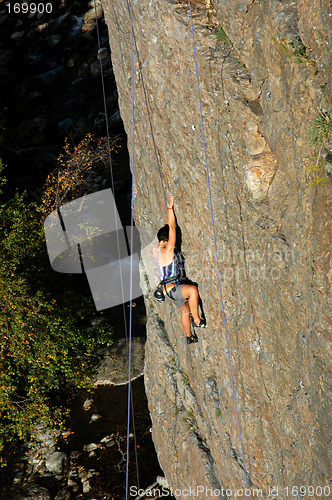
[155,249,185,293]
[154,248,186,302]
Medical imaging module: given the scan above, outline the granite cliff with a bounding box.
[102,0,331,497]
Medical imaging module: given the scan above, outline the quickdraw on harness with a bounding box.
[154,249,186,302]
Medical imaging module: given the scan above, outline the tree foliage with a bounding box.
[0,162,112,465]
[42,133,116,215]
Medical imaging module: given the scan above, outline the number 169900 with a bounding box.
[6,2,53,15]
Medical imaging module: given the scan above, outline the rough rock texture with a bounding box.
[102,0,331,497]
[94,337,145,386]
[45,451,69,475]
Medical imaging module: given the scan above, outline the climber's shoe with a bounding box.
[187,333,198,344]
[191,317,206,328]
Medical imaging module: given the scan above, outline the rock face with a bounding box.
[102,0,331,497]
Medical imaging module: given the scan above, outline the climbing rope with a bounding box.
[187,0,250,491]
[125,0,167,207]
[92,0,140,493]
[125,0,135,497]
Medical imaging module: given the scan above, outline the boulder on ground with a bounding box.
[11,31,25,40]
[94,337,145,386]
[45,452,69,475]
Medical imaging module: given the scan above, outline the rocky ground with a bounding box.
[8,376,165,500]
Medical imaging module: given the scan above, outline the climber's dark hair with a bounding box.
[157,224,169,242]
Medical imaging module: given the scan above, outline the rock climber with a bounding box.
[152,195,206,344]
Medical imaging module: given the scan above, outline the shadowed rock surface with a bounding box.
[102,0,331,497]
[94,337,145,386]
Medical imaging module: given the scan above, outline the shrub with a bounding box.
[307,110,332,185]
[288,38,307,59]
[308,109,332,149]
[216,29,228,43]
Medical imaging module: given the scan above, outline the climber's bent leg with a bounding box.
[180,301,192,337]
[181,284,200,324]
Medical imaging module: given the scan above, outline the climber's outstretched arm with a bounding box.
[165,195,176,254]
